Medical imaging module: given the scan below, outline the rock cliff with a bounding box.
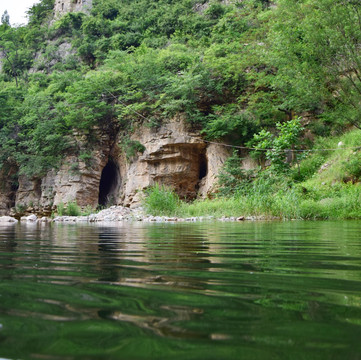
[54,0,92,18]
[0,117,231,216]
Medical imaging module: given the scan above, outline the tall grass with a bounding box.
[143,184,180,216]
[175,182,361,220]
[177,185,302,220]
[56,201,82,216]
[66,201,82,216]
[147,129,361,220]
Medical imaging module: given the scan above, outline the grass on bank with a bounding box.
[144,182,361,220]
[56,201,95,217]
[143,129,361,220]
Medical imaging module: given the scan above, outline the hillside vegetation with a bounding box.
[1,0,361,218]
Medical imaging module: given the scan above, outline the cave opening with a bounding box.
[98,159,119,207]
[199,153,208,180]
[9,176,19,208]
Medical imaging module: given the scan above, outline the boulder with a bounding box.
[0,216,18,223]
[20,214,38,222]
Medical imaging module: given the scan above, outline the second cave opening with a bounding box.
[98,159,119,207]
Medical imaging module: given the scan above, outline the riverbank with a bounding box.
[0,205,276,224]
[2,129,361,224]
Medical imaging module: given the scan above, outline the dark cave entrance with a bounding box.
[194,151,208,195]
[199,152,208,180]
[98,159,119,207]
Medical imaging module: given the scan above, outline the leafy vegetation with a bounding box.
[143,184,180,216]
[168,129,361,220]
[56,201,92,216]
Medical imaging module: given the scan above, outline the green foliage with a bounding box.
[1,11,10,27]
[249,118,304,173]
[101,45,231,127]
[0,26,34,85]
[217,150,254,196]
[57,202,65,216]
[290,153,324,182]
[341,152,361,182]
[79,151,94,167]
[201,105,258,142]
[266,0,361,128]
[66,201,82,216]
[27,0,54,26]
[120,137,146,161]
[52,12,85,36]
[56,201,82,216]
[143,184,180,216]
[15,203,27,214]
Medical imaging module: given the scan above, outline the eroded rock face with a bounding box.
[54,0,92,18]
[51,155,106,208]
[30,41,77,74]
[120,117,208,205]
[0,165,18,215]
[198,143,231,198]
[16,176,42,209]
[15,131,112,214]
[6,117,235,214]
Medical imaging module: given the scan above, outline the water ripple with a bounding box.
[1,221,361,359]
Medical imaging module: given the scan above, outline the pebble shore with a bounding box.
[0,206,273,224]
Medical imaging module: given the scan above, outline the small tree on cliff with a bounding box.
[249,118,304,174]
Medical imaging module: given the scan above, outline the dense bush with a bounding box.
[143,184,180,216]
[56,201,82,216]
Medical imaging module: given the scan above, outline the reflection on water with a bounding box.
[1,221,361,359]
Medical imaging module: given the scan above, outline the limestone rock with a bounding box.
[30,41,77,74]
[198,143,231,198]
[2,117,234,214]
[0,165,18,215]
[0,216,18,223]
[20,214,38,222]
[16,176,42,209]
[54,0,92,19]
[122,117,208,205]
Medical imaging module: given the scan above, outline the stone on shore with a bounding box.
[0,216,18,223]
[0,205,274,224]
[20,214,38,222]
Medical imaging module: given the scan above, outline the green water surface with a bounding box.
[0,221,361,359]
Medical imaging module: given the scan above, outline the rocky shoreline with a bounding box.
[0,206,272,224]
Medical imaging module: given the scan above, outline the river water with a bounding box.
[0,221,361,359]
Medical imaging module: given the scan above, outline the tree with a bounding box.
[0,27,33,87]
[27,0,54,26]
[249,118,304,173]
[268,0,361,128]
[1,10,10,27]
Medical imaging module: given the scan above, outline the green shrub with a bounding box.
[291,153,325,182]
[81,205,96,216]
[143,184,180,216]
[249,118,304,174]
[57,202,65,216]
[15,203,27,215]
[56,201,81,216]
[201,105,257,143]
[217,150,254,196]
[341,151,361,182]
[120,137,146,161]
[66,201,82,216]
